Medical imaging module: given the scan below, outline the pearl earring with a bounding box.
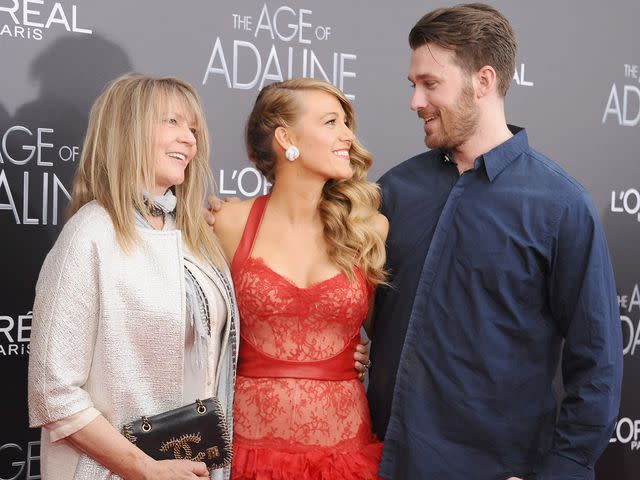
[285,145,300,161]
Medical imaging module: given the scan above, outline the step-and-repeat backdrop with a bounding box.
[1,1,638,478]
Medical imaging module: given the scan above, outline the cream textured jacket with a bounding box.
[28,201,239,480]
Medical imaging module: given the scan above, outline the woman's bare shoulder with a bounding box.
[372,212,389,241]
[214,198,257,259]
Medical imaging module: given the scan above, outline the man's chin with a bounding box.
[425,135,441,150]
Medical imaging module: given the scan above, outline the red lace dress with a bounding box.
[230,195,382,480]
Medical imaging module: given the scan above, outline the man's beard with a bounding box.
[421,81,480,150]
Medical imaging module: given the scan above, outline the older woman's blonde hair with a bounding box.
[245,78,386,286]
[68,73,225,267]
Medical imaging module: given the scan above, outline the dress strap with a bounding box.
[231,195,269,276]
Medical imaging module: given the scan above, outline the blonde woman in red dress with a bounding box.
[215,78,388,479]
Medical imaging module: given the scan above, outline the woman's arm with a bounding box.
[28,214,101,429]
[29,212,208,480]
[65,415,209,480]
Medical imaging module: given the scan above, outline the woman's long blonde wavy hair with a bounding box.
[67,73,225,268]
[245,78,386,286]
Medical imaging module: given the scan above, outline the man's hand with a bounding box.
[354,336,371,381]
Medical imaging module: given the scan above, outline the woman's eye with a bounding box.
[326,119,336,126]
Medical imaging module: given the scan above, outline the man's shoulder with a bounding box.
[378,149,441,186]
[522,147,590,203]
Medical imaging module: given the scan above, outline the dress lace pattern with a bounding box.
[231,196,382,480]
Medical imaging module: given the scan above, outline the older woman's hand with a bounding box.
[205,194,239,228]
[143,458,209,480]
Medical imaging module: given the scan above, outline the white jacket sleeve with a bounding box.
[28,210,102,427]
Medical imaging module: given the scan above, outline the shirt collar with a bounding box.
[441,125,529,182]
[481,125,528,182]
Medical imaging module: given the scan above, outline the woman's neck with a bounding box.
[268,179,324,225]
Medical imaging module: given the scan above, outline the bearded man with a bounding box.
[367,4,623,480]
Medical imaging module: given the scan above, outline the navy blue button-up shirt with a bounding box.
[368,127,622,480]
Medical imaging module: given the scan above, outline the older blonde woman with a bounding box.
[28,74,239,480]
[215,78,388,479]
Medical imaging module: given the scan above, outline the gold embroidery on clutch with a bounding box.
[122,423,137,443]
[160,433,206,462]
[206,446,220,459]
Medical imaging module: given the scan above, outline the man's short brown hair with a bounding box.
[409,3,517,97]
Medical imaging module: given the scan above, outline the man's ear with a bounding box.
[475,65,497,98]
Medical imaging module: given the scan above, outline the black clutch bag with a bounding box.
[121,397,232,470]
